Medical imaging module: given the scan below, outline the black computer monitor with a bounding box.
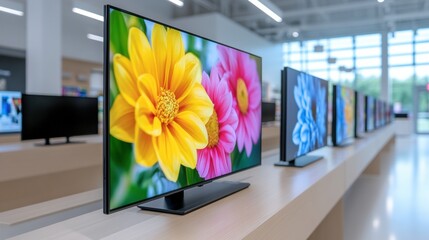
[21,94,98,145]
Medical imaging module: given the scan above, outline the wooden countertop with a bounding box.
[7,125,395,240]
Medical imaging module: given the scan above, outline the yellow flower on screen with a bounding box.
[110,25,214,182]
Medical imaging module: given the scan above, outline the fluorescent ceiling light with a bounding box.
[248,0,282,23]
[87,33,103,42]
[73,7,103,22]
[168,0,184,7]
[0,6,23,16]
[0,0,24,16]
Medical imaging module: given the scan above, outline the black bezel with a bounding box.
[281,67,328,162]
[103,5,262,214]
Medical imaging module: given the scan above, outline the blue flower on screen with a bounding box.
[292,73,316,156]
[336,90,347,143]
[315,82,327,146]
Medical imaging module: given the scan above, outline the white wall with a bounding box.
[171,13,283,89]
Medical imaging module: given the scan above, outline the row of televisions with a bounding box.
[0,91,98,145]
[276,67,394,167]
[100,5,396,216]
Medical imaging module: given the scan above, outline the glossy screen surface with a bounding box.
[356,92,365,136]
[283,68,328,161]
[0,91,21,133]
[106,6,262,212]
[366,96,375,131]
[334,85,355,144]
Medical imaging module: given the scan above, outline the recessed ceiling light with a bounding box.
[292,31,299,38]
[73,7,103,22]
[378,0,384,3]
[248,0,283,23]
[87,34,103,42]
[168,0,184,7]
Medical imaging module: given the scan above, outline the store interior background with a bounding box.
[1,0,429,239]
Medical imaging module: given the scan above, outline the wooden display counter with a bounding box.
[5,125,395,240]
[0,135,102,211]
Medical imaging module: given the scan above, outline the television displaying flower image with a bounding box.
[283,68,328,161]
[105,7,262,212]
[355,92,365,137]
[0,91,22,133]
[365,96,375,132]
[332,85,355,145]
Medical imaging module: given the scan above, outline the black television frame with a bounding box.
[21,94,98,145]
[365,96,375,132]
[332,84,355,147]
[354,91,365,138]
[262,101,276,123]
[103,5,262,215]
[276,67,327,168]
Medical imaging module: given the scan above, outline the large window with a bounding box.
[283,28,429,113]
[283,34,381,97]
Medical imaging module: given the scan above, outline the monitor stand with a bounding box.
[35,137,86,146]
[334,139,354,148]
[274,155,323,168]
[138,181,250,215]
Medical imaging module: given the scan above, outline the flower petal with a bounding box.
[135,126,157,167]
[164,27,185,89]
[171,53,201,101]
[153,126,181,182]
[169,122,197,169]
[174,111,208,149]
[179,84,214,124]
[113,54,139,106]
[152,24,167,86]
[110,95,135,143]
[137,74,158,106]
[128,27,157,79]
[135,94,162,136]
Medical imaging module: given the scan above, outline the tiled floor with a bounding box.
[344,135,429,240]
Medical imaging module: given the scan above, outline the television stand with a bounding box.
[274,155,323,168]
[34,137,86,146]
[138,181,250,215]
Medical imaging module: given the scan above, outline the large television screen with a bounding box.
[21,94,98,144]
[0,91,21,133]
[355,91,365,138]
[332,85,355,146]
[365,96,375,132]
[281,67,328,162]
[104,6,262,214]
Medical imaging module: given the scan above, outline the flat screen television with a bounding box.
[365,96,375,132]
[375,99,382,128]
[277,67,328,167]
[355,91,365,138]
[262,101,276,123]
[21,94,98,145]
[332,84,355,146]
[103,5,262,215]
[0,91,21,134]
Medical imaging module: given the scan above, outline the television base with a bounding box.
[138,181,250,215]
[34,137,86,146]
[274,155,323,168]
[334,139,354,148]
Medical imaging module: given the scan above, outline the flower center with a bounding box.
[205,111,219,148]
[236,78,249,114]
[156,88,179,124]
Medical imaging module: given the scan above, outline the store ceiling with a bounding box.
[173,0,429,41]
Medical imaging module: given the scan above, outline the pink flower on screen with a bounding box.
[216,45,261,157]
[197,66,238,180]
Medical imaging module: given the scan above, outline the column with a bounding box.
[26,0,62,95]
[381,31,389,101]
